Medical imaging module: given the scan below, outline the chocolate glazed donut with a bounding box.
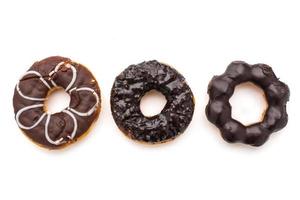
[13,56,101,149]
[111,60,195,144]
[206,61,290,146]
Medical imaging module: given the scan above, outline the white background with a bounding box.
[0,0,299,199]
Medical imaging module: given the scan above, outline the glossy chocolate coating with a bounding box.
[111,60,195,143]
[13,56,101,149]
[206,61,289,146]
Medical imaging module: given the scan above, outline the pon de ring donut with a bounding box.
[206,61,290,147]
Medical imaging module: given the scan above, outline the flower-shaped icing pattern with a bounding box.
[13,56,101,149]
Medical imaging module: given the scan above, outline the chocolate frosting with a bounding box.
[13,56,101,149]
[111,60,195,143]
[206,61,289,146]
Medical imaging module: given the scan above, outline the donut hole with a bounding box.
[229,82,268,126]
[140,90,167,117]
[44,87,70,114]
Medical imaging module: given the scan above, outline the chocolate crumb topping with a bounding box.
[111,60,195,144]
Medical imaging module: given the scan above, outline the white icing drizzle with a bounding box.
[15,61,99,146]
[15,104,46,130]
[67,87,100,117]
[49,62,77,91]
[16,71,51,101]
[44,114,65,145]
[62,110,78,139]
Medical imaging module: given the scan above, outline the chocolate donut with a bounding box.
[111,60,195,144]
[206,61,290,146]
[13,56,101,149]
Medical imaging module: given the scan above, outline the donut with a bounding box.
[13,56,101,149]
[110,60,195,144]
[206,61,290,146]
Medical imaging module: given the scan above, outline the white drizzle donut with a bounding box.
[13,56,101,149]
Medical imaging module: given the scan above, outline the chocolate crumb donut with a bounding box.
[13,56,101,149]
[206,61,290,146]
[111,60,195,144]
